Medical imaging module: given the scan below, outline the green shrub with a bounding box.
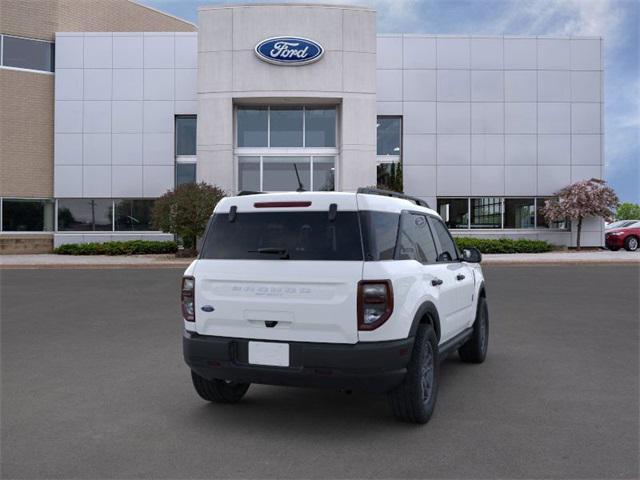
[454,237,553,254]
[54,240,178,256]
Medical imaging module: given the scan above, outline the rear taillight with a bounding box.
[181,276,195,322]
[357,280,393,330]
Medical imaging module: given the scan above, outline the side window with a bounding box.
[396,213,438,263]
[429,217,459,262]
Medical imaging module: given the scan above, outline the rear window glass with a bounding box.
[201,211,363,261]
[359,211,400,261]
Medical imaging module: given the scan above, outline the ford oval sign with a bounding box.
[255,37,324,66]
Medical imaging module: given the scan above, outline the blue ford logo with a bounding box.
[255,37,324,66]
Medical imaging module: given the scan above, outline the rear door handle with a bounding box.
[431,278,443,286]
[456,274,466,281]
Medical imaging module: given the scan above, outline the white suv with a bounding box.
[182,189,488,424]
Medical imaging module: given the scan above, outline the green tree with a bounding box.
[616,202,640,220]
[152,182,226,254]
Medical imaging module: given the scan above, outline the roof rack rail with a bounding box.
[356,187,430,209]
[237,190,266,196]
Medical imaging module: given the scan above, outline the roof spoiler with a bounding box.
[356,188,430,209]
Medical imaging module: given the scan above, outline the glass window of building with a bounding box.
[57,199,112,231]
[504,198,535,229]
[536,198,568,229]
[175,116,197,186]
[114,199,155,231]
[429,217,459,261]
[437,198,469,229]
[1,35,54,72]
[312,157,335,191]
[175,115,196,156]
[1,198,54,231]
[262,156,310,192]
[176,163,196,187]
[377,117,401,156]
[238,156,261,191]
[471,197,502,229]
[269,107,304,147]
[304,107,336,147]
[237,107,268,147]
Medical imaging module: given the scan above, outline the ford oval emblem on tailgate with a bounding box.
[201,305,215,312]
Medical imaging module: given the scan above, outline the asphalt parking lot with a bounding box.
[1,265,638,479]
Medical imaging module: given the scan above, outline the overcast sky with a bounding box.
[141,0,639,203]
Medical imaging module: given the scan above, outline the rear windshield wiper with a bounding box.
[248,247,290,259]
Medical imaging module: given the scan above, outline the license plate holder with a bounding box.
[248,341,290,367]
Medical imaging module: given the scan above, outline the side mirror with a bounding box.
[462,247,482,263]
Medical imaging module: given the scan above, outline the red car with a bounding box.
[605,221,640,251]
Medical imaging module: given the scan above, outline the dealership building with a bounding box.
[0,1,605,252]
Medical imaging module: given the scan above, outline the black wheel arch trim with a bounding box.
[408,301,442,341]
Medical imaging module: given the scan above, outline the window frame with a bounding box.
[235,105,339,193]
[0,197,55,232]
[0,34,55,75]
[175,115,197,186]
[376,116,403,190]
[436,197,570,231]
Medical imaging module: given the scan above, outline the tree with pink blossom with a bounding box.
[543,178,619,250]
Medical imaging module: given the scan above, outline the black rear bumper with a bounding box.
[183,331,414,393]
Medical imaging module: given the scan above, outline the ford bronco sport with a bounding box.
[182,189,488,424]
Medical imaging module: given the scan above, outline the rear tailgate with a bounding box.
[193,193,363,344]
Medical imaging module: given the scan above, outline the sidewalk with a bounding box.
[1,250,639,268]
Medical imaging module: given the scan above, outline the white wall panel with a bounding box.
[112,69,143,100]
[571,135,601,165]
[505,103,536,134]
[538,103,570,134]
[505,135,536,165]
[376,70,403,101]
[143,35,175,68]
[55,35,84,68]
[83,101,111,133]
[55,166,83,197]
[175,69,198,101]
[571,103,600,134]
[437,135,470,164]
[143,101,174,133]
[55,101,83,133]
[537,39,570,69]
[83,69,112,101]
[402,36,436,69]
[471,135,504,165]
[403,70,436,101]
[403,165,436,196]
[403,102,436,134]
[437,165,470,195]
[175,34,198,68]
[143,166,174,197]
[504,38,536,69]
[538,165,570,195]
[505,71,536,101]
[377,36,403,69]
[437,70,470,101]
[471,71,503,101]
[83,165,111,197]
[437,103,470,134]
[471,103,503,134]
[571,71,601,102]
[403,134,436,165]
[538,70,570,101]
[505,165,536,195]
[436,38,470,69]
[470,38,503,69]
[84,35,112,68]
[538,135,570,165]
[113,35,143,68]
[56,69,83,100]
[83,133,111,165]
[471,165,504,195]
[112,165,143,197]
[143,133,174,165]
[55,134,83,165]
[144,69,174,100]
[112,101,143,133]
[571,39,601,70]
[112,134,143,165]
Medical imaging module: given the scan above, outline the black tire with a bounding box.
[459,296,489,364]
[191,371,250,404]
[387,324,439,424]
[624,236,639,252]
